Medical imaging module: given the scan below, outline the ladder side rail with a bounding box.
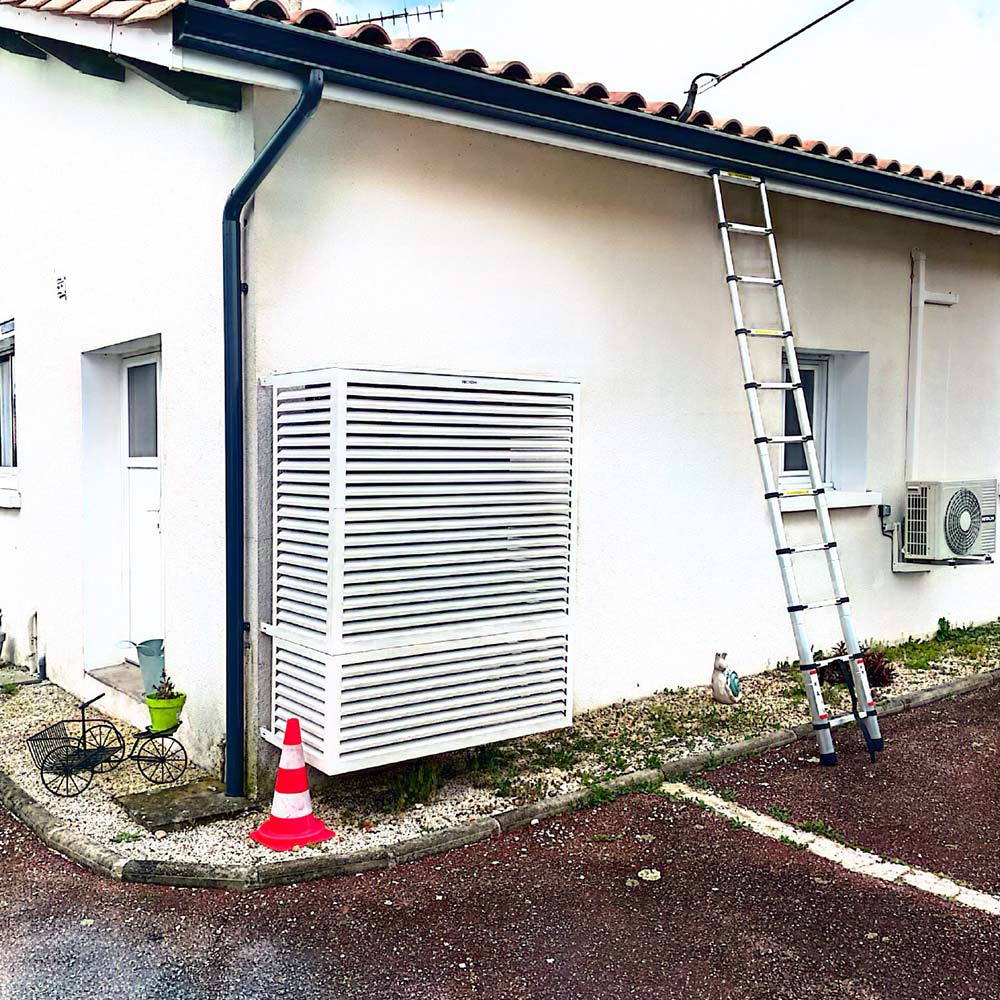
[712,174,837,759]
[759,184,883,746]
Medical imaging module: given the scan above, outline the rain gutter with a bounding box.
[174,1,1000,232]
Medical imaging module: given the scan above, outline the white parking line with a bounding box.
[662,781,1000,917]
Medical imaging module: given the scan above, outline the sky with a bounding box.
[325,0,1000,183]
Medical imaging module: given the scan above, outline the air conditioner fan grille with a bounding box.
[944,488,982,554]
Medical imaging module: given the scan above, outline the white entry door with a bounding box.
[124,354,163,645]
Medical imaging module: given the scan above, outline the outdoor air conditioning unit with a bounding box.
[261,366,578,775]
[902,480,998,562]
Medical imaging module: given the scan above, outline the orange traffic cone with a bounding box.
[250,718,336,851]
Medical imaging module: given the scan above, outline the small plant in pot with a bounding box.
[146,672,187,732]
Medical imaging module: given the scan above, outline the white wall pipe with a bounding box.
[904,249,958,482]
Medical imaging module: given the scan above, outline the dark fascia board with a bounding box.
[174,1,1000,230]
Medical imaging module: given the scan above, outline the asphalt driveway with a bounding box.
[701,685,1000,895]
[4,722,1000,1000]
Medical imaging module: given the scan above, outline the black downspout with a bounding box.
[223,68,324,797]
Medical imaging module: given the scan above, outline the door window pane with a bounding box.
[128,363,158,458]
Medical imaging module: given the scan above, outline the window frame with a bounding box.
[780,351,830,489]
[0,327,16,471]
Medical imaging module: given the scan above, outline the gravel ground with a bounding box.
[0,635,994,869]
[4,790,1000,1000]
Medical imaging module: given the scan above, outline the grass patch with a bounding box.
[879,618,1000,672]
[110,830,143,844]
[0,683,18,696]
[767,805,792,822]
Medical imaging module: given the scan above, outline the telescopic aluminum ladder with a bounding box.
[710,167,883,765]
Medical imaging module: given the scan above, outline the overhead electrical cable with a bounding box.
[677,0,858,122]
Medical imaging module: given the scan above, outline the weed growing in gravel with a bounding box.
[767,805,792,822]
[797,818,844,842]
[111,830,143,843]
[380,761,444,813]
[717,788,739,802]
[727,817,751,831]
[0,683,18,696]
[779,834,806,850]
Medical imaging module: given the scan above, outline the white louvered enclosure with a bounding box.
[261,367,579,774]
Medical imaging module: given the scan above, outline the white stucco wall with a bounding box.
[246,90,1000,715]
[0,51,253,765]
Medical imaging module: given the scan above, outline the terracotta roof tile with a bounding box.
[91,0,145,18]
[390,36,442,58]
[569,81,609,101]
[486,59,530,82]
[442,48,487,70]
[62,0,112,15]
[5,0,997,197]
[605,91,646,111]
[646,100,680,119]
[287,8,335,32]
[530,70,572,90]
[715,117,744,136]
[334,23,389,46]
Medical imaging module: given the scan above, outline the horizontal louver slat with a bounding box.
[273,381,332,642]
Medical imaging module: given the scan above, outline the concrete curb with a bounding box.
[3,668,998,891]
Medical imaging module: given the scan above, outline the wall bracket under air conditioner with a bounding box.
[890,521,993,573]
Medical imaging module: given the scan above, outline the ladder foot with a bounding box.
[870,737,884,752]
[819,751,838,767]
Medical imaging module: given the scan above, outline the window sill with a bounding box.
[780,490,882,514]
[0,481,20,509]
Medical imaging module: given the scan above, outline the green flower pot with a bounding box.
[146,693,186,732]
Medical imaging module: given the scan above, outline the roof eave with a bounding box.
[173,1,1000,231]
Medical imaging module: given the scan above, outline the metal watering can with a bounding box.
[118,639,165,696]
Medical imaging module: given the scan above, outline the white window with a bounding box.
[778,349,874,506]
[781,352,829,486]
[0,322,15,469]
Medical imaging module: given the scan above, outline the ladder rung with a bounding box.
[712,169,762,187]
[829,712,874,729]
[764,487,825,500]
[745,381,802,391]
[755,434,813,445]
[736,328,792,339]
[788,597,850,612]
[727,274,782,286]
[809,654,861,668]
[719,222,772,236]
[775,542,837,555]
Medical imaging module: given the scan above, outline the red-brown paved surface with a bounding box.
[3,788,1000,999]
[703,687,1000,894]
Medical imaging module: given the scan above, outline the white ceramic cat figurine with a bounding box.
[711,652,742,705]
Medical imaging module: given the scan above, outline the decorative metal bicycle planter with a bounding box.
[27,693,187,797]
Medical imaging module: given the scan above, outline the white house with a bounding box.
[1,0,998,793]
